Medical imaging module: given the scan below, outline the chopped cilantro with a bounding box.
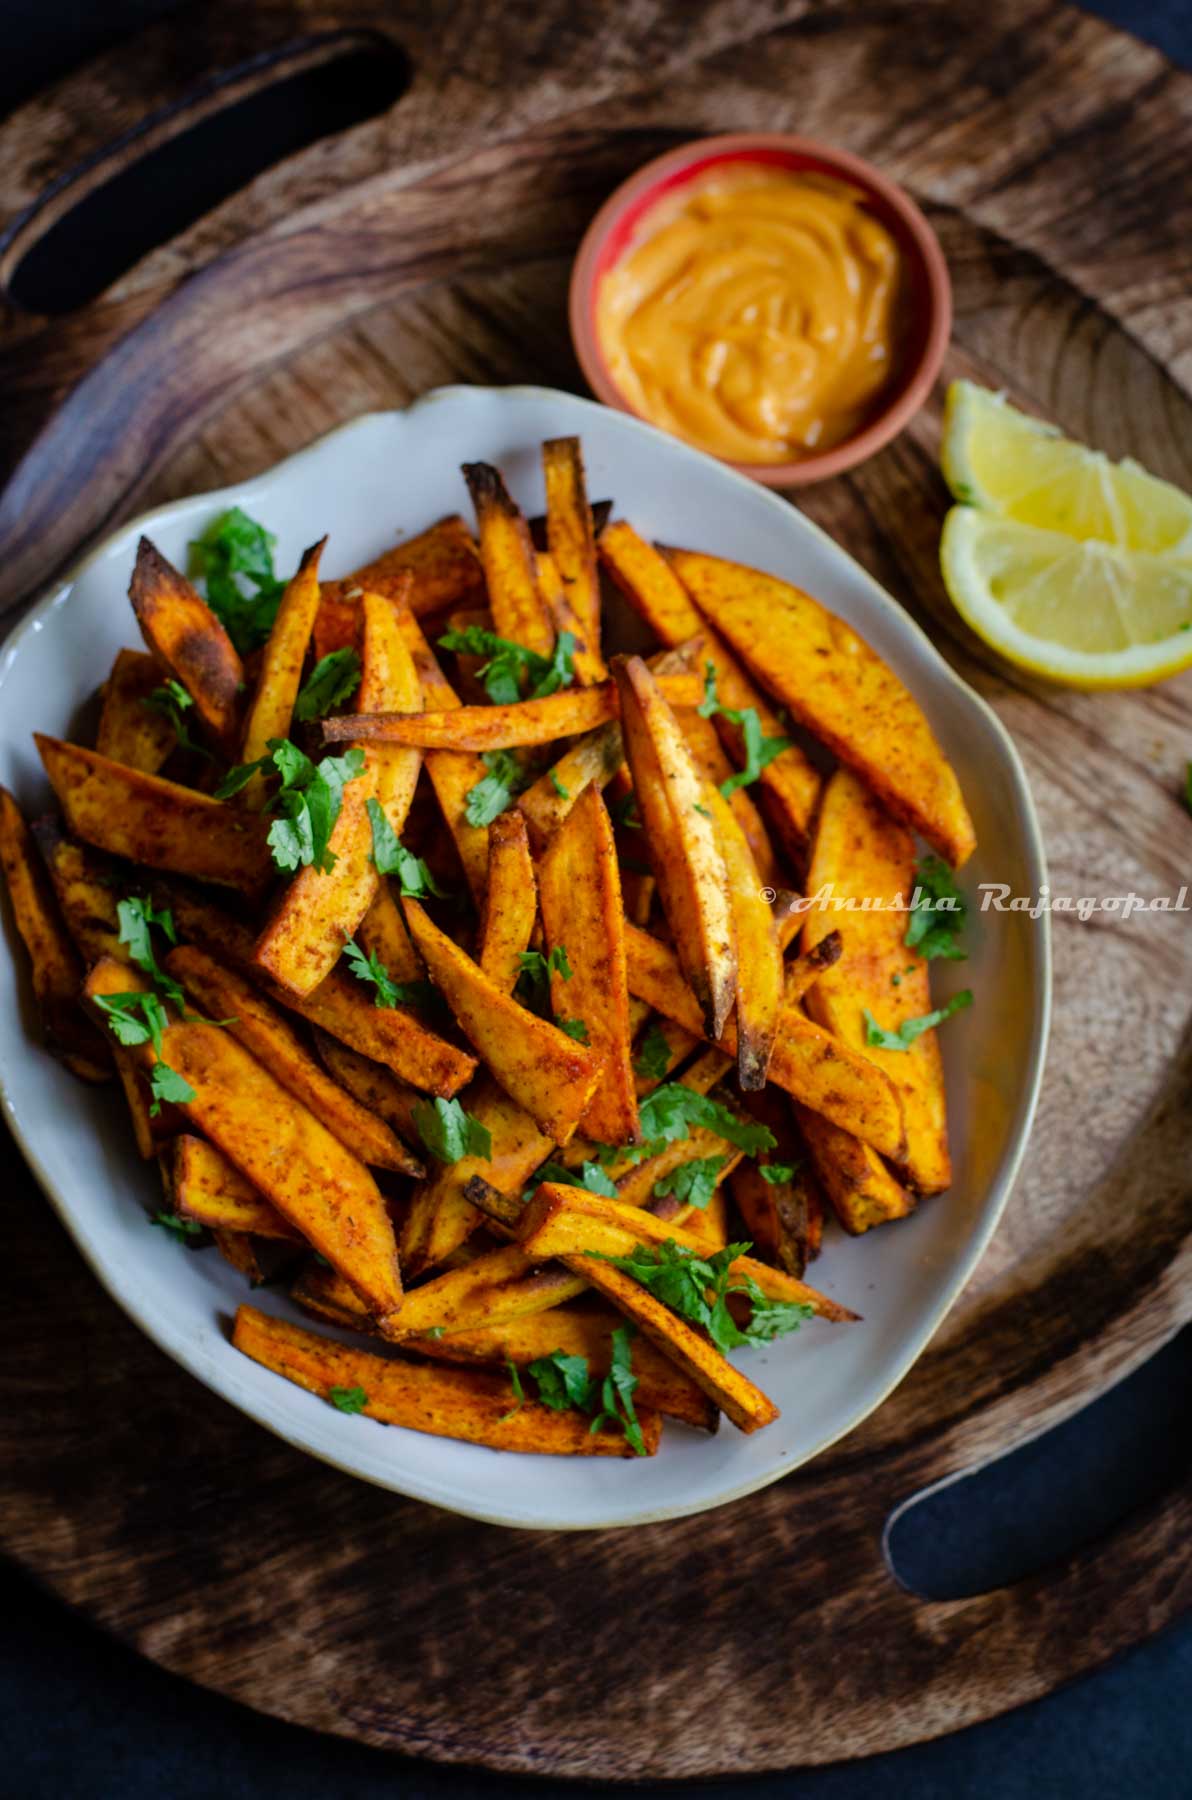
[533,1159,618,1199]
[633,1023,673,1082]
[608,793,641,831]
[499,1359,526,1421]
[294,648,361,723]
[151,1210,203,1242]
[328,1386,368,1414]
[464,750,533,827]
[141,679,213,760]
[636,1083,775,1157]
[215,738,365,875]
[365,797,446,896]
[587,1238,811,1353]
[757,1161,799,1185]
[863,989,973,1052]
[437,626,576,706]
[905,856,968,961]
[697,663,793,797]
[509,1325,645,1453]
[189,507,287,654]
[514,944,572,1014]
[412,1096,493,1164]
[549,770,569,799]
[652,1154,728,1210]
[556,1016,590,1044]
[343,939,400,1008]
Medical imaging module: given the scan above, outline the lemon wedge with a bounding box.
[942,381,1192,555]
[939,381,1192,686]
[940,509,1192,687]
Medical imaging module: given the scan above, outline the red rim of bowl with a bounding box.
[568,133,952,488]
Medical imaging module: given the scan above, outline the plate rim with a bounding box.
[0,383,1052,1530]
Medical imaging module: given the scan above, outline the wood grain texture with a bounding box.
[1,0,1191,1777]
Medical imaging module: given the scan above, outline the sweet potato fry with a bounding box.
[234,1305,660,1455]
[600,522,821,864]
[239,538,326,802]
[414,1303,718,1431]
[291,1260,374,1329]
[701,783,781,1089]
[801,769,952,1194]
[728,1087,823,1277]
[613,655,736,1040]
[400,1076,553,1276]
[516,721,624,850]
[537,553,606,687]
[165,945,424,1176]
[383,1241,586,1339]
[96,649,177,775]
[613,1124,743,1211]
[543,436,604,674]
[517,1185,856,1322]
[129,537,244,755]
[666,548,977,867]
[169,1135,300,1239]
[325,674,703,751]
[319,514,484,621]
[677,708,779,888]
[795,1104,915,1235]
[391,610,491,902]
[537,785,639,1145]
[357,589,423,827]
[477,810,537,994]
[402,899,600,1143]
[621,919,905,1158]
[114,1048,181,1156]
[355,879,422,984]
[463,462,556,658]
[310,1029,422,1146]
[0,788,109,1079]
[85,959,403,1322]
[36,736,274,899]
[212,1230,265,1283]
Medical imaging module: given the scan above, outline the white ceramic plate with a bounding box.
[0,385,1050,1530]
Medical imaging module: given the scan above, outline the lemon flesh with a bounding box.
[941,380,1192,557]
[940,508,1192,688]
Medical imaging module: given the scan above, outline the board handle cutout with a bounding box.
[0,29,410,314]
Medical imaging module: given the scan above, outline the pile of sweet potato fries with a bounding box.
[0,434,976,1457]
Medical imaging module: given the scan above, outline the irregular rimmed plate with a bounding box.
[0,385,1050,1529]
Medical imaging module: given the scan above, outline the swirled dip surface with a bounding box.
[596,167,905,464]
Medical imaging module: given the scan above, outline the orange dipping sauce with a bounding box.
[595,167,906,465]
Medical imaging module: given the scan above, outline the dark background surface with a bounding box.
[1,4,1189,1795]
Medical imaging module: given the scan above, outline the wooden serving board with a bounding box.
[1,0,1190,1778]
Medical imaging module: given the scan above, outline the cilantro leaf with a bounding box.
[757,1160,799,1185]
[698,663,793,798]
[514,944,572,1015]
[437,626,576,706]
[633,1023,672,1082]
[905,855,968,961]
[294,649,361,723]
[652,1154,728,1211]
[329,1386,368,1414]
[216,738,364,875]
[862,989,974,1051]
[532,1159,619,1199]
[413,1096,493,1164]
[556,1016,590,1044]
[499,1359,526,1421]
[464,750,532,827]
[92,990,169,1057]
[588,1325,646,1455]
[518,1326,645,1454]
[636,1083,776,1156]
[587,1238,809,1355]
[549,770,569,799]
[151,1210,204,1242]
[608,793,641,831]
[148,1061,197,1114]
[189,507,287,654]
[116,896,185,1007]
[527,1350,594,1413]
[141,679,214,760]
[365,797,446,896]
[343,938,401,1008]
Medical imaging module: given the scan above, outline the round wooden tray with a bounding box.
[1,0,1190,1778]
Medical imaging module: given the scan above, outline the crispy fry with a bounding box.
[666,548,977,867]
[383,1241,585,1338]
[701,782,781,1089]
[400,1075,553,1276]
[357,590,423,827]
[614,1124,743,1210]
[129,537,244,755]
[613,655,736,1040]
[212,1229,264,1283]
[537,785,639,1145]
[96,649,177,775]
[537,552,607,686]
[403,899,600,1142]
[310,1029,422,1147]
[801,769,952,1194]
[414,1303,718,1431]
[391,610,491,902]
[728,1088,824,1277]
[36,736,274,899]
[517,1185,856,1322]
[477,810,537,994]
[169,1134,301,1239]
[325,674,703,750]
[234,1305,660,1455]
[0,789,109,1078]
[85,959,403,1322]
[677,707,779,887]
[621,919,905,1158]
[463,462,556,658]
[543,436,601,652]
[795,1104,915,1235]
[355,880,422,984]
[239,538,326,804]
[165,945,424,1176]
[291,1260,374,1328]
[600,522,820,863]
[319,514,484,624]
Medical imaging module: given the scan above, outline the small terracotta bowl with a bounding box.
[569,133,952,487]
